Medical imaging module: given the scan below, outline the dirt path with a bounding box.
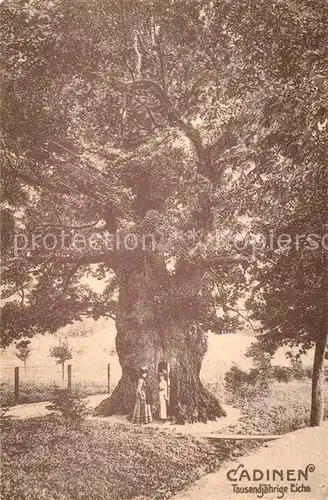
[173,422,328,500]
[5,394,106,419]
[6,395,241,435]
[92,405,241,436]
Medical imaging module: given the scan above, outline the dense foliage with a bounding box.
[14,339,31,368]
[1,0,326,343]
[1,0,327,420]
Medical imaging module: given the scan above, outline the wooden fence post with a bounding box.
[14,367,19,403]
[107,364,111,394]
[67,364,72,391]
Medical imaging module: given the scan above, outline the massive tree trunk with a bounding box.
[94,253,226,422]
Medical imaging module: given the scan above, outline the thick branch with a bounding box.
[155,38,166,90]
[225,306,255,331]
[4,150,109,208]
[133,96,158,129]
[113,80,202,147]
[6,252,115,267]
[33,220,104,231]
[85,71,216,178]
[3,152,72,196]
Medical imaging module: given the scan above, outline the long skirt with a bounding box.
[132,398,152,424]
[159,393,167,420]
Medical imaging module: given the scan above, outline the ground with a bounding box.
[5,396,241,434]
[173,422,328,500]
[1,379,327,500]
[218,379,328,435]
[0,416,257,500]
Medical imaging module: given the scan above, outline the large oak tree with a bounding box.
[1,0,326,421]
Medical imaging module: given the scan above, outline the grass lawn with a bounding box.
[2,379,327,499]
[0,380,108,406]
[225,379,328,435]
[1,416,258,500]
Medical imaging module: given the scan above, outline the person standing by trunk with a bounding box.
[132,367,153,424]
[159,371,168,421]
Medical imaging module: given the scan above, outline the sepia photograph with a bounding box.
[0,0,327,499]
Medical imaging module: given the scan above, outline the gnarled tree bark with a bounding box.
[94,252,226,422]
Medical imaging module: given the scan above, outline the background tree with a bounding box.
[15,339,31,377]
[245,159,327,426]
[49,340,73,384]
[1,0,327,421]
[286,353,307,381]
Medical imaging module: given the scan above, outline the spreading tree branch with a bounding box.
[111,79,204,155]
[86,73,215,180]
[225,306,255,331]
[7,252,116,268]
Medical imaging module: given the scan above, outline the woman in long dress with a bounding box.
[159,372,168,421]
[132,368,153,424]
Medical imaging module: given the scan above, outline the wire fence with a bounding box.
[1,361,119,382]
[1,362,228,405]
[2,365,60,382]
[0,363,114,405]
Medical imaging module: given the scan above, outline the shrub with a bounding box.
[225,364,249,388]
[303,366,313,379]
[46,389,90,426]
[0,405,13,432]
[228,379,328,436]
[224,362,272,404]
[272,365,293,383]
[289,358,306,380]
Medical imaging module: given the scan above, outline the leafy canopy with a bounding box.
[1,0,327,345]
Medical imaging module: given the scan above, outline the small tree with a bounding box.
[15,340,31,377]
[287,354,306,381]
[46,389,90,427]
[49,340,72,384]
